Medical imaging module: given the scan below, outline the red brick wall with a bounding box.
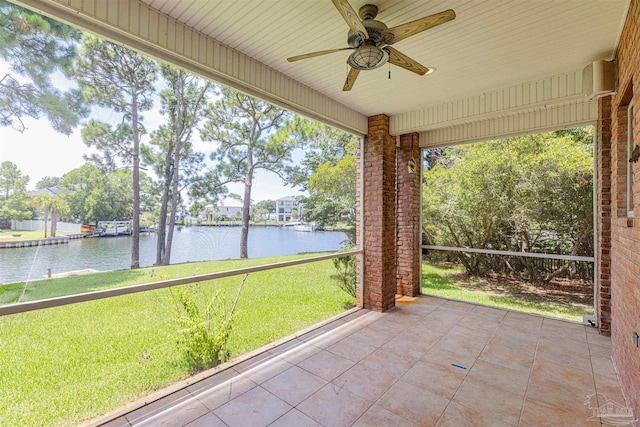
[607,0,640,419]
[356,115,397,311]
[356,134,362,307]
[396,133,421,296]
[597,96,613,335]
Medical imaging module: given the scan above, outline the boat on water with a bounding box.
[81,224,95,233]
[281,221,314,232]
[293,224,314,232]
[92,221,155,236]
[97,220,132,236]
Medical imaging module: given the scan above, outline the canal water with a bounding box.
[0,226,348,284]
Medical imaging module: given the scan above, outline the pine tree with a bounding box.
[200,87,295,258]
[74,35,157,269]
[144,65,214,265]
[0,0,86,133]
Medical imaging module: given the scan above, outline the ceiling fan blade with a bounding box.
[331,0,369,39]
[343,67,360,91]
[384,9,455,45]
[287,47,353,62]
[385,46,433,76]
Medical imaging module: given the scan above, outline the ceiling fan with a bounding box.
[287,0,456,91]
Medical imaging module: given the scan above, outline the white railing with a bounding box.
[0,250,362,317]
[422,245,594,262]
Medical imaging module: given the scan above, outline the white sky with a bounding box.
[0,61,305,204]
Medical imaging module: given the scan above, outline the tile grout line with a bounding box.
[189,314,372,425]
[289,342,372,426]
[431,302,508,426]
[344,304,444,426]
[516,316,545,427]
[253,384,295,427]
[583,325,605,427]
[346,301,446,427]
[184,411,230,427]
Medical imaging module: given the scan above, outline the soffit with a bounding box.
[142,0,628,118]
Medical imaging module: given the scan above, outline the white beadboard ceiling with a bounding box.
[141,0,628,118]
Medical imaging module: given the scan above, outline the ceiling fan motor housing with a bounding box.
[347,30,366,48]
[363,20,388,47]
[347,16,390,48]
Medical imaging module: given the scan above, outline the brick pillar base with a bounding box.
[357,114,396,312]
[397,133,421,296]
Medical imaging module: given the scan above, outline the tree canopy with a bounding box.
[0,0,87,133]
[422,129,594,279]
[144,64,215,265]
[0,161,30,222]
[61,164,134,225]
[285,119,357,233]
[285,117,355,189]
[200,86,293,258]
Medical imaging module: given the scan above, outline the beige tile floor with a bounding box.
[98,295,629,427]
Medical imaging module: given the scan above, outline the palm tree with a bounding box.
[32,193,69,237]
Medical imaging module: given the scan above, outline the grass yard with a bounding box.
[0,229,70,242]
[0,253,337,305]
[0,254,353,426]
[421,262,593,322]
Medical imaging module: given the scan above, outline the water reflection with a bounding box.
[0,226,347,284]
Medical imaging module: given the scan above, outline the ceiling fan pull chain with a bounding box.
[388,61,391,80]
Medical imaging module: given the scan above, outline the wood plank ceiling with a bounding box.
[141,0,628,118]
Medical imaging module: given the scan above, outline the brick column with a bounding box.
[396,133,421,296]
[597,95,613,335]
[356,114,397,312]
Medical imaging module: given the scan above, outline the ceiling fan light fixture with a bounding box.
[347,43,388,70]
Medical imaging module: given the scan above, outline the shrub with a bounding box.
[332,255,356,298]
[170,275,247,372]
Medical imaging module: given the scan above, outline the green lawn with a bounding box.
[421,262,593,322]
[0,255,353,426]
[0,229,71,242]
[0,253,332,304]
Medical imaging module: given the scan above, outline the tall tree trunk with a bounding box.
[240,175,252,258]
[156,150,172,265]
[131,95,140,269]
[43,207,49,238]
[163,70,185,266]
[50,209,57,237]
[240,147,254,259]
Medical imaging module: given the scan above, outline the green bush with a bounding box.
[170,275,247,372]
[332,255,356,298]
